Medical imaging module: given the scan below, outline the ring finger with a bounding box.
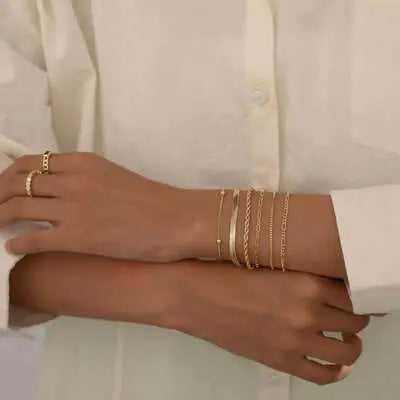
[0,173,62,203]
[305,332,362,366]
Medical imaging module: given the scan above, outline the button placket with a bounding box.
[244,0,281,191]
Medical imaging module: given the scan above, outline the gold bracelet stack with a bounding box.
[216,189,226,259]
[229,189,242,267]
[219,187,291,272]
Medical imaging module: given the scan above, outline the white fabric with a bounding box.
[0,325,45,400]
[1,0,400,399]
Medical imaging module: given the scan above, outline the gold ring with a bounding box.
[26,170,43,198]
[42,150,52,174]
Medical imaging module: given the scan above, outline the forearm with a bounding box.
[184,190,346,279]
[10,252,182,327]
[9,189,346,326]
[9,251,365,386]
[277,193,345,279]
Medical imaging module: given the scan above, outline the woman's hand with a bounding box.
[177,265,369,385]
[0,153,198,261]
[11,254,369,385]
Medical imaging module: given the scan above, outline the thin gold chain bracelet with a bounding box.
[280,192,291,272]
[229,189,242,267]
[216,189,226,259]
[269,192,276,270]
[254,190,265,269]
[243,187,254,269]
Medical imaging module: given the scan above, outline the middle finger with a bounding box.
[305,332,362,366]
[317,305,370,333]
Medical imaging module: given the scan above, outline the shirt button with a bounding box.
[251,89,268,106]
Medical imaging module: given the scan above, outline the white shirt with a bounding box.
[1,0,400,399]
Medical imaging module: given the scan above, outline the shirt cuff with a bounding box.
[0,222,53,331]
[331,185,400,314]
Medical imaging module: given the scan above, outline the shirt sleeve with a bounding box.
[330,185,400,314]
[0,1,59,330]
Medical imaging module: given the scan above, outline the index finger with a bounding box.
[322,278,355,313]
[2,153,75,176]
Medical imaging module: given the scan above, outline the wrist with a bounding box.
[175,188,220,260]
[285,194,346,278]
[161,260,217,335]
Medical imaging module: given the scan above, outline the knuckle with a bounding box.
[341,350,359,366]
[85,153,100,165]
[67,152,87,167]
[352,345,362,363]
[298,275,323,300]
[289,308,317,330]
[343,342,362,365]
[355,315,370,332]
[63,174,88,193]
[345,315,370,334]
[71,152,101,169]
[77,151,96,158]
